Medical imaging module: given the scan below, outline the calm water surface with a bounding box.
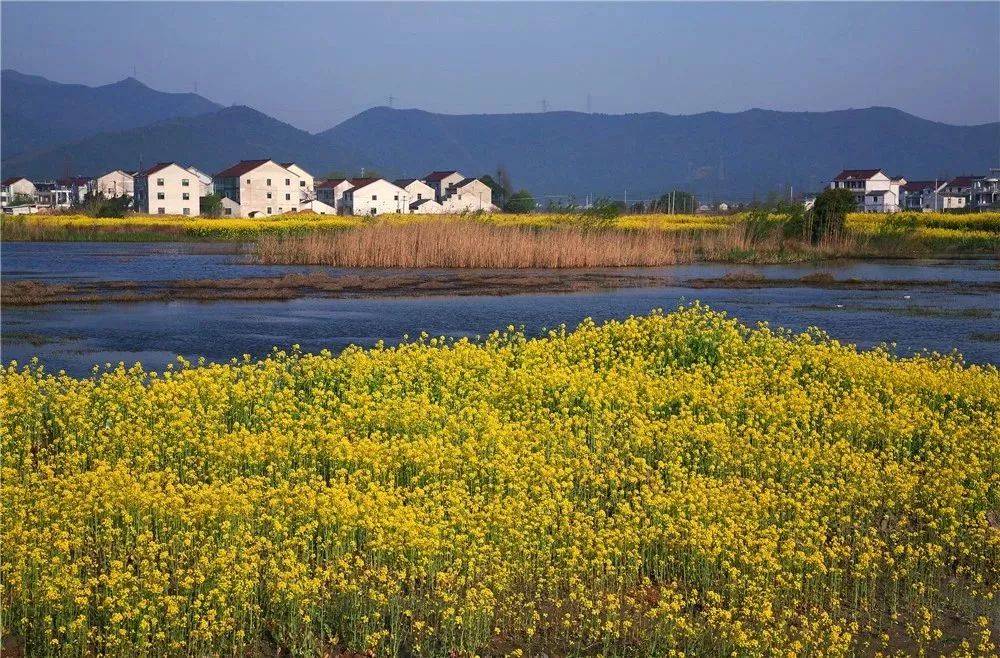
[3,242,998,375]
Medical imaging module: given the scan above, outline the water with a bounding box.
[3,243,998,376]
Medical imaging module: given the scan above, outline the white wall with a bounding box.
[400,180,436,206]
[442,179,492,212]
[285,164,314,201]
[136,164,200,216]
[95,171,134,198]
[344,179,409,216]
[238,161,301,216]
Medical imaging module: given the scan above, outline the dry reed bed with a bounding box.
[255,220,862,267]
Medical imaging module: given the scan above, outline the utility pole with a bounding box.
[540,99,548,113]
[388,95,394,108]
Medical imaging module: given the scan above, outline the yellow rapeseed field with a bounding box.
[2,306,999,656]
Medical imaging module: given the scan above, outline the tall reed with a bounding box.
[254,219,865,268]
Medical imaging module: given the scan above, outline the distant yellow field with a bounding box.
[3,211,998,255]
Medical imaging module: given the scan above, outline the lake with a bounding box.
[3,242,998,376]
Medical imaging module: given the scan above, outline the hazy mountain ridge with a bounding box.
[3,69,997,198]
[318,106,1000,199]
[1,105,360,178]
[1,69,222,158]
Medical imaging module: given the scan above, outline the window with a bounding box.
[266,178,272,186]
[224,208,232,216]
[372,195,377,200]
[157,192,165,200]
[285,179,290,186]
[182,207,190,216]
[394,195,399,201]
[291,207,297,212]
[157,207,165,214]
[417,193,422,200]
[267,193,272,199]
[267,207,272,214]
[156,178,164,186]
[300,181,305,187]
[182,179,189,187]
[246,178,251,184]
[285,194,290,201]
[182,192,190,200]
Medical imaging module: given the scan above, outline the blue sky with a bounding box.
[3,2,998,132]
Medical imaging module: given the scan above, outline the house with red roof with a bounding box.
[213,159,302,217]
[134,162,200,216]
[829,169,904,212]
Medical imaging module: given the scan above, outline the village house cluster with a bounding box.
[827,168,1000,213]
[1,160,496,217]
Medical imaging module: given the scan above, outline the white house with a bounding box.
[133,162,201,216]
[1,177,36,207]
[441,177,492,212]
[213,159,301,217]
[409,198,444,214]
[93,170,135,198]
[281,163,315,201]
[424,171,465,201]
[315,178,356,212]
[220,196,242,217]
[830,169,903,212]
[342,178,409,216]
[298,199,337,215]
[394,179,437,208]
[187,167,214,197]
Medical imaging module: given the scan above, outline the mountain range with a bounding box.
[3,70,998,199]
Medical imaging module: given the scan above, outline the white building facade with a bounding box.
[93,170,135,198]
[281,163,315,201]
[134,162,201,216]
[830,169,903,212]
[213,159,300,217]
[342,178,409,216]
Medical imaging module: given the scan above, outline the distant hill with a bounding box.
[1,106,361,179]
[3,68,997,198]
[1,69,222,158]
[317,106,1000,200]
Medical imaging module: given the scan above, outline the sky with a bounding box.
[2,2,998,133]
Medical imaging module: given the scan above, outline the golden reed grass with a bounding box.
[255,220,863,268]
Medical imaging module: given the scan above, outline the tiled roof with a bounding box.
[1,176,29,186]
[833,169,883,181]
[410,199,438,209]
[316,178,350,189]
[901,181,938,192]
[213,159,272,178]
[138,162,179,177]
[394,178,424,187]
[424,170,460,182]
[344,177,381,192]
[945,176,982,188]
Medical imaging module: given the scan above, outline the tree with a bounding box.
[80,190,131,218]
[479,175,506,206]
[200,193,224,217]
[503,190,536,214]
[809,188,856,244]
[10,192,34,206]
[497,166,514,206]
[579,198,622,228]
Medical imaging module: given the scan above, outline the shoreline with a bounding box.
[4,270,998,307]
